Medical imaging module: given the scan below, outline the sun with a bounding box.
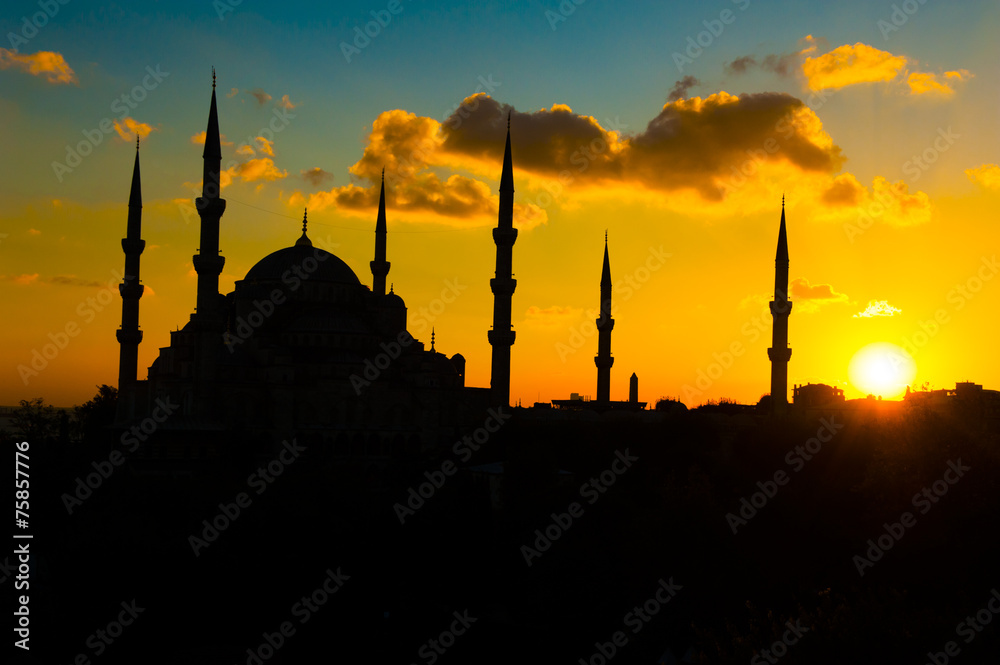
[848,342,917,398]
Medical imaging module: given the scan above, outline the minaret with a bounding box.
[768,197,792,414]
[370,167,390,297]
[488,113,517,406]
[595,232,615,403]
[117,137,145,389]
[629,372,638,404]
[192,68,226,325]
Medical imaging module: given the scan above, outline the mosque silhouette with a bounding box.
[113,75,794,462]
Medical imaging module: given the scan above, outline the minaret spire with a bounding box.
[768,198,792,414]
[371,166,390,296]
[296,208,312,247]
[117,139,145,390]
[193,69,227,325]
[488,113,518,406]
[595,233,614,402]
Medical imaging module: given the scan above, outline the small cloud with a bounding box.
[114,117,155,142]
[28,228,41,235]
[667,76,700,102]
[235,144,255,157]
[0,48,77,84]
[248,88,272,106]
[725,55,756,75]
[226,87,239,98]
[790,277,848,313]
[301,167,333,186]
[965,163,1000,190]
[907,69,972,96]
[277,94,297,110]
[190,131,233,146]
[254,136,274,156]
[226,157,287,183]
[802,42,908,91]
[821,173,865,206]
[12,273,39,285]
[522,305,583,329]
[854,300,901,318]
[48,275,103,287]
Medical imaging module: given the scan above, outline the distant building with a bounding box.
[793,383,845,408]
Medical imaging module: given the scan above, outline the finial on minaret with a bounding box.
[605,229,608,243]
[507,111,510,130]
[212,66,216,89]
[136,135,140,150]
[431,327,436,351]
[390,283,394,293]
[295,208,312,247]
[381,166,385,183]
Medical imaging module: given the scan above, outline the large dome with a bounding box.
[243,243,361,285]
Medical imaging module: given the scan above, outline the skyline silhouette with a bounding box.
[4,2,1000,408]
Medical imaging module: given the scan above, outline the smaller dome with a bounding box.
[382,284,406,308]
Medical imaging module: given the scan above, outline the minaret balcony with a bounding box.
[121,238,146,254]
[767,347,792,361]
[119,280,145,299]
[193,254,225,275]
[769,300,792,315]
[116,329,143,344]
[195,196,227,215]
[492,227,518,246]
[488,329,516,346]
[489,277,517,296]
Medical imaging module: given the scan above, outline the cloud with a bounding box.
[789,277,848,312]
[965,163,1000,190]
[226,87,239,98]
[253,136,274,156]
[28,228,41,236]
[0,48,77,84]
[48,275,105,287]
[725,56,757,75]
[11,273,39,285]
[301,167,333,186]
[248,88,272,105]
[190,130,234,146]
[291,90,850,225]
[820,174,931,227]
[802,43,908,91]
[277,94,297,110]
[854,300,901,318]
[821,173,865,206]
[522,305,583,330]
[908,69,973,96]
[225,158,287,184]
[114,117,155,142]
[667,76,700,102]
